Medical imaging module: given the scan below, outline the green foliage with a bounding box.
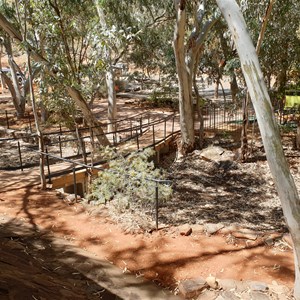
[88,148,172,212]
[149,86,178,108]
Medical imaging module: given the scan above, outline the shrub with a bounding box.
[87,147,172,212]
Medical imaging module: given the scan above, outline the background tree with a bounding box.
[0,1,110,145]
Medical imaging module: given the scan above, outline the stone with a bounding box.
[204,223,224,235]
[249,281,269,292]
[196,289,218,300]
[218,279,238,291]
[192,224,205,235]
[264,237,274,246]
[206,275,218,289]
[215,291,240,300]
[65,194,81,202]
[249,291,270,300]
[231,228,258,240]
[234,280,249,293]
[178,278,207,299]
[199,146,235,163]
[179,224,192,236]
[269,284,290,294]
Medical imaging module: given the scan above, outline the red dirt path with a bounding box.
[0,179,294,293]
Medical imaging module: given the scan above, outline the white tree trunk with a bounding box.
[94,2,118,134]
[216,1,300,298]
[106,67,117,133]
[173,0,195,154]
[173,0,217,154]
[66,87,110,146]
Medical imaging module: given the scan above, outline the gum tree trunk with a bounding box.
[216,1,300,298]
[173,0,194,154]
[94,2,117,133]
[173,0,217,154]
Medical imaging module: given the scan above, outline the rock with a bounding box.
[234,280,249,293]
[179,224,192,236]
[269,284,290,294]
[249,281,269,292]
[264,237,274,246]
[197,289,218,300]
[199,146,235,163]
[231,228,258,240]
[218,279,238,291]
[178,278,207,299]
[216,291,240,300]
[206,275,218,289]
[204,223,224,235]
[65,194,81,202]
[249,292,270,300]
[191,224,205,235]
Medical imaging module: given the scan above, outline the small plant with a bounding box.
[87,147,172,212]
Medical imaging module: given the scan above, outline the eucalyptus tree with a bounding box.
[173,0,218,154]
[0,1,110,145]
[242,0,300,91]
[94,0,175,132]
[0,3,30,118]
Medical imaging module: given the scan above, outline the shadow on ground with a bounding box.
[0,217,119,300]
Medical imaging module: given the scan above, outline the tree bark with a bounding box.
[3,37,26,118]
[173,0,195,154]
[173,0,217,154]
[216,1,300,298]
[106,67,117,133]
[94,2,117,133]
[66,87,110,146]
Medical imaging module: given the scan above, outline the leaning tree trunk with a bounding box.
[216,1,300,298]
[66,87,110,146]
[4,38,26,118]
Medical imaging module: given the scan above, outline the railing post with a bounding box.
[45,147,52,184]
[213,104,216,130]
[5,110,9,129]
[59,124,62,134]
[59,136,62,158]
[82,138,87,165]
[164,118,167,140]
[17,141,23,171]
[152,125,155,145]
[136,129,139,150]
[172,116,175,135]
[73,163,77,201]
[140,117,142,134]
[28,113,32,133]
[130,120,133,138]
[155,182,159,230]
